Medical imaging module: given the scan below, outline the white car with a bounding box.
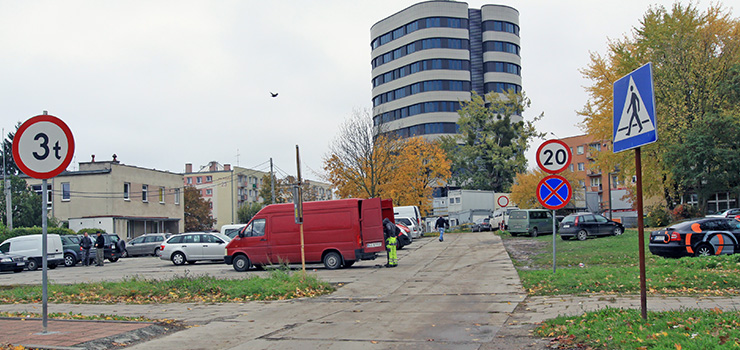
[159,232,231,265]
[395,217,421,239]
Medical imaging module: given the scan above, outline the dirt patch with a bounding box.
[501,236,549,270]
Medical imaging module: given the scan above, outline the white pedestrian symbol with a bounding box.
[614,76,654,142]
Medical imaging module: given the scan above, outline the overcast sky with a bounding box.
[1,0,725,181]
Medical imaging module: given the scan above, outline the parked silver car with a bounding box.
[159,232,231,265]
[124,233,170,257]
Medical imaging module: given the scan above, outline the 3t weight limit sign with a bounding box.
[12,115,75,179]
[536,139,572,174]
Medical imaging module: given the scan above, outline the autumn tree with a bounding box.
[441,90,544,192]
[510,169,583,210]
[323,109,451,212]
[580,3,740,210]
[259,174,291,204]
[184,186,216,231]
[382,137,451,215]
[323,109,400,199]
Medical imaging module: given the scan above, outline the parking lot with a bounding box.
[0,240,423,286]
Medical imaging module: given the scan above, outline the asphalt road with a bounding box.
[0,232,528,349]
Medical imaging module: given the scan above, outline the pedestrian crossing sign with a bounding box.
[613,62,657,153]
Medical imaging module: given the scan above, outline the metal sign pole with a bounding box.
[41,178,48,332]
[296,146,305,273]
[552,209,556,273]
[636,148,647,320]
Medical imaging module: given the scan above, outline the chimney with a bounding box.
[224,164,231,171]
[91,154,95,162]
[185,163,192,173]
[209,162,217,171]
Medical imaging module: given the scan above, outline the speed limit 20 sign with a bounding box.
[536,139,572,174]
[12,115,75,179]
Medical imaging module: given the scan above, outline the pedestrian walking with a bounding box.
[383,218,398,267]
[435,216,447,242]
[79,232,93,266]
[94,231,105,266]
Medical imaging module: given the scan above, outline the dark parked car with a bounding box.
[559,213,624,241]
[649,217,740,258]
[60,235,82,267]
[471,218,492,232]
[0,252,26,273]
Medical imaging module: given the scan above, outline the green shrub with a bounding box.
[0,226,76,242]
[646,203,670,227]
[77,228,106,235]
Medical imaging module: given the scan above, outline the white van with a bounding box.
[493,207,520,230]
[221,224,247,239]
[0,234,64,271]
[394,206,423,235]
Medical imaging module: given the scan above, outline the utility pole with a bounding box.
[270,158,275,204]
[3,127,11,230]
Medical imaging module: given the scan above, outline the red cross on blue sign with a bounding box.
[537,175,572,210]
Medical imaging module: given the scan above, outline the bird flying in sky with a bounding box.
[270,92,278,97]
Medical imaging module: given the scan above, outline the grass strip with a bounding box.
[535,307,740,349]
[500,230,740,296]
[0,269,334,304]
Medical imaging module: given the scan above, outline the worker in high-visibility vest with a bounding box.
[383,218,398,267]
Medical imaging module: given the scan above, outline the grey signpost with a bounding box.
[11,113,74,333]
[536,140,572,273]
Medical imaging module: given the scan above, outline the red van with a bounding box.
[225,198,393,271]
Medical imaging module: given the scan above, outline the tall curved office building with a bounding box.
[371,1,521,138]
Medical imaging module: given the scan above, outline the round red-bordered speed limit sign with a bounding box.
[12,115,75,179]
[536,139,572,174]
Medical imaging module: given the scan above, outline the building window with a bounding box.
[159,187,165,203]
[206,189,212,195]
[123,182,130,200]
[206,176,212,182]
[578,163,585,171]
[196,177,202,184]
[187,177,192,184]
[591,177,601,187]
[62,182,70,201]
[175,188,180,205]
[577,146,584,154]
[590,143,601,152]
[569,164,574,172]
[32,185,53,209]
[142,184,148,202]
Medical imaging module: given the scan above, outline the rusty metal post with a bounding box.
[636,147,647,320]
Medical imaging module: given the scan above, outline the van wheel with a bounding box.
[576,230,588,241]
[27,259,39,271]
[323,252,342,270]
[171,252,186,265]
[64,254,76,267]
[530,227,538,238]
[233,255,250,272]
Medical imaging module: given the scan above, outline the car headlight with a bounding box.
[0,257,12,263]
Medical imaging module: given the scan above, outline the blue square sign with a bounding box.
[613,62,657,153]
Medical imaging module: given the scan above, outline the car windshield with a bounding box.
[397,218,412,225]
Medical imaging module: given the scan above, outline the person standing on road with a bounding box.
[383,218,398,267]
[435,216,447,242]
[94,231,105,266]
[79,232,93,266]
